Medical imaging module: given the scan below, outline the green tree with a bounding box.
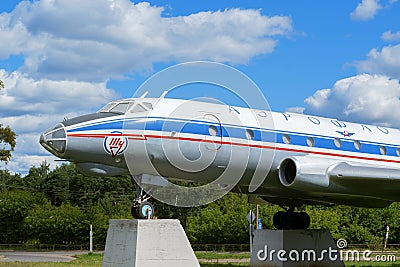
[154,202,196,229]
[305,206,341,240]
[24,203,89,244]
[337,204,400,247]
[0,190,48,243]
[40,163,135,207]
[24,162,50,192]
[0,80,16,162]
[68,167,101,206]
[186,193,251,244]
[0,124,16,162]
[0,170,24,193]
[42,163,72,206]
[84,203,110,245]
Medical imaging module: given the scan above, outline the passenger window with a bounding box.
[334,138,342,148]
[354,140,362,150]
[306,137,315,147]
[282,134,291,144]
[396,148,400,157]
[380,146,387,155]
[246,129,254,140]
[209,125,218,136]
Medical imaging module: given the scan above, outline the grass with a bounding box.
[195,251,250,259]
[201,264,248,267]
[0,253,102,267]
[0,253,248,267]
[0,254,247,267]
[1,252,400,266]
[346,263,400,267]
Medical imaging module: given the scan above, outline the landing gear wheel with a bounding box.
[282,211,296,229]
[131,178,154,219]
[273,210,310,230]
[298,212,310,229]
[131,204,139,219]
[137,202,154,219]
[273,211,285,230]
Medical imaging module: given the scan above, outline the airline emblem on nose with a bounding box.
[104,131,128,157]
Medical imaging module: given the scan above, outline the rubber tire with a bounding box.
[273,211,310,230]
[282,212,297,229]
[273,211,286,230]
[137,202,154,219]
[298,212,310,229]
[131,204,139,219]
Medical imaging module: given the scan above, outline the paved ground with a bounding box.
[0,251,89,262]
[198,258,250,263]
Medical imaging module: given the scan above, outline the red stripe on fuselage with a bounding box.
[67,133,400,164]
[68,133,147,140]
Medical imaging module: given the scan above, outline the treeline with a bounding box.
[1,162,400,248]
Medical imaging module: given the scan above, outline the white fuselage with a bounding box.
[40,97,400,208]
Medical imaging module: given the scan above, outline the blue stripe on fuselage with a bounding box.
[68,120,124,132]
[66,116,400,157]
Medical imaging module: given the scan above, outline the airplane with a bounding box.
[40,91,400,229]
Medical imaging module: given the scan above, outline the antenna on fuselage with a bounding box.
[139,91,149,98]
[153,90,169,106]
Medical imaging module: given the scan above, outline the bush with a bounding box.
[0,190,47,243]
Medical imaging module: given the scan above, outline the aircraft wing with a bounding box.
[278,156,400,197]
[328,162,400,190]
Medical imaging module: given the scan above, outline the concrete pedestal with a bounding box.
[102,219,200,267]
[250,229,344,267]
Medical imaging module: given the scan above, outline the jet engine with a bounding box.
[278,156,340,192]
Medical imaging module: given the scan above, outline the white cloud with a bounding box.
[286,107,305,114]
[0,69,118,174]
[355,44,400,79]
[0,12,44,60]
[350,0,382,20]
[1,114,79,135]
[0,69,117,117]
[382,30,400,41]
[302,74,400,127]
[1,154,60,176]
[0,0,294,174]
[15,133,48,156]
[0,0,293,81]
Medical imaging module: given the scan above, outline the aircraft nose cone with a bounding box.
[39,133,45,144]
[39,124,67,157]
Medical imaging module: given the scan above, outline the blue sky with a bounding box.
[1,0,400,174]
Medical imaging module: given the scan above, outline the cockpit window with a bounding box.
[130,104,147,113]
[98,99,154,114]
[129,101,154,113]
[98,102,116,112]
[142,102,153,109]
[110,102,131,114]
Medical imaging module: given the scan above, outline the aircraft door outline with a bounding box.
[203,113,222,150]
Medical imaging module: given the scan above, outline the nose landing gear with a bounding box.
[273,208,310,230]
[131,186,155,219]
